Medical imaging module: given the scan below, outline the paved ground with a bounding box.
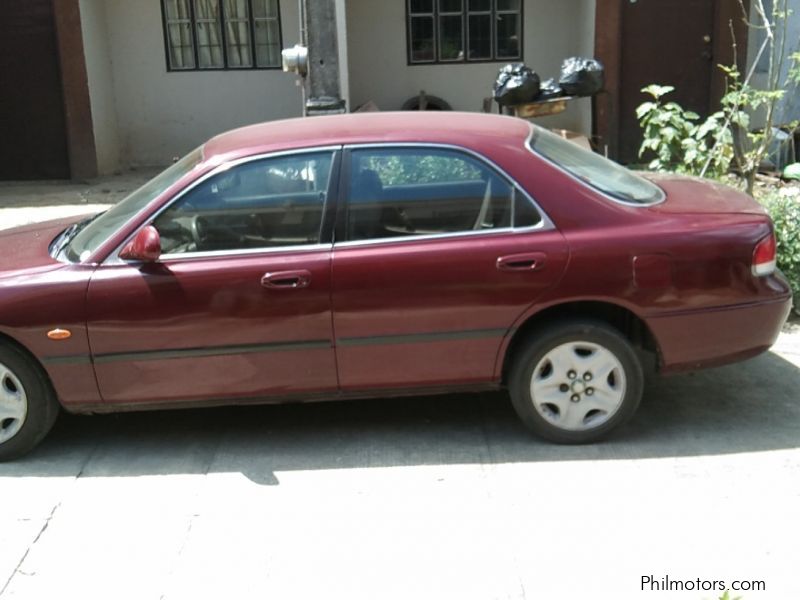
[0,170,156,231]
[0,179,799,600]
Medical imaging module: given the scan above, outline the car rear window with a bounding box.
[528,126,664,206]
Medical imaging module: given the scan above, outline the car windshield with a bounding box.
[529,126,664,205]
[58,148,204,263]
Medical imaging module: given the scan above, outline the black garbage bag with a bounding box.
[493,63,541,106]
[538,78,563,101]
[558,57,604,97]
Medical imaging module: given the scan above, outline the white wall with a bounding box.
[102,0,304,167]
[86,0,598,168]
[80,0,121,175]
[336,0,351,108]
[345,0,596,135]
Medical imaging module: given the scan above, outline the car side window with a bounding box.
[153,151,334,254]
[346,148,536,242]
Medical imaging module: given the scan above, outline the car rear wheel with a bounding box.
[0,344,59,461]
[509,319,643,443]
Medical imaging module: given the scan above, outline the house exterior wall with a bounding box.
[79,0,120,174]
[746,1,800,127]
[83,0,597,170]
[100,0,303,167]
[779,12,800,125]
[345,0,596,135]
[336,0,351,108]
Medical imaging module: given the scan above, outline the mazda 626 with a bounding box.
[0,112,792,459]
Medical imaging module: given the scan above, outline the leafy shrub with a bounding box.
[757,188,800,309]
[636,85,734,179]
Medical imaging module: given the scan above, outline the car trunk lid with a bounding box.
[644,174,767,216]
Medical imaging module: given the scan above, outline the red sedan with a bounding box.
[0,112,792,459]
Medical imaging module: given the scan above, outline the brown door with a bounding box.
[0,0,70,180]
[617,0,717,163]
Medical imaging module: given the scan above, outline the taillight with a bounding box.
[752,232,777,277]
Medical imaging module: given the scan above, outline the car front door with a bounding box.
[331,145,569,391]
[86,149,340,406]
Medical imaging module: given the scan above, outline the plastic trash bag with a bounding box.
[538,78,563,101]
[493,63,541,106]
[559,57,604,97]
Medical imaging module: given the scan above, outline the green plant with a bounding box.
[699,0,800,194]
[757,187,800,308]
[638,1,800,193]
[715,60,797,193]
[636,85,733,178]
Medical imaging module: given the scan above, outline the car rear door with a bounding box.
[331,145,569,391]
[86,149,341,406]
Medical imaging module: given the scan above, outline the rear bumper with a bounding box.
[646,287,793,374]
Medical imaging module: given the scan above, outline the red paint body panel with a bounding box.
[645,174,769,216]
[0,218,75,275]
[331,230,569,389]
[0,221,99,406]
[0,113,792,416]
[85,250,337,403]
[648,298,791,373]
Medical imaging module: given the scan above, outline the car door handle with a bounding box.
[496,252,547,272]
[261,270,312,289]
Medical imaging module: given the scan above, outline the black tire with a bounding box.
[0,343,60,461]
[508,319,643,444]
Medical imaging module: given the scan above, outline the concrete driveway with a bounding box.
[0,336,797,600]
[1,189,799,600]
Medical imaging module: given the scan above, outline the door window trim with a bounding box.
[334,142,554,249]
[105,146,342,265]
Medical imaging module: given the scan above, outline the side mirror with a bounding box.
[119,225,162,262]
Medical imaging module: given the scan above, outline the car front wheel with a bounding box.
[0,344,59,461]
[509,319,643,443]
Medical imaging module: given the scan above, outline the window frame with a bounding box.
[108,147,342,265]
[406,0,523,66]
[335,143,551,248]
[160,0,284,72]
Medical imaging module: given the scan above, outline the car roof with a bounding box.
[202,111,533,160]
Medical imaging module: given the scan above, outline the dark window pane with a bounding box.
[496,13,520,58]
[346,148,514,242]
[410,16,435,62]
[167,23,196,69]
[224,1,252,67]
[194,0,224,68]
[252,0,278,18]
[467,14,490,59]
[154,152,334,254]
[409,0,433,13]
[468,0,490,11]
[496,0,520,11]
[255,19,281,67]
[226,20,253,67]
[439,0,462,13]
[439,15,463,60]
[164,0,282,70]
[224,0,248,18]
[165,0,191,20]
[515,193,541,228]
